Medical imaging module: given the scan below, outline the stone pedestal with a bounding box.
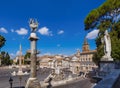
[101,55,113,61]
[99,54,114,75]
[99,61,115,73]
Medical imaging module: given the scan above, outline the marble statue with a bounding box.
[101,30,113,61]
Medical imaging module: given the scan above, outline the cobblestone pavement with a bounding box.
[53,78,93,88]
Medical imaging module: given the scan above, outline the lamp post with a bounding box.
[9,77,13,88]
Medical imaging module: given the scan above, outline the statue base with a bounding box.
[25,78,41,88]
[101,55,113,61]
[99,61,115,74]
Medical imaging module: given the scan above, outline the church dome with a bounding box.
[71,56,79,61]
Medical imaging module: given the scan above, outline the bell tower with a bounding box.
[82,38,89,52]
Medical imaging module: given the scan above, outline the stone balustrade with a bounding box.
[94,69,120,88]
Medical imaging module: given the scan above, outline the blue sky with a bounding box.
[0,0,105,58]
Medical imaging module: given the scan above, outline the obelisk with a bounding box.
[17,44,23,75]
[25,19,41,88]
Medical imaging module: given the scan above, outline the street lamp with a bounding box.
[9,77,13,88]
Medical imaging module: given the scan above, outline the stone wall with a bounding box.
[94,69,120,88]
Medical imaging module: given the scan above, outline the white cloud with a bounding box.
[86,29,99,39]
[58,30,64,35]
[0,27,8,33]
[15,28,28,35]
[11,29,14,32]
[38,27,52,36]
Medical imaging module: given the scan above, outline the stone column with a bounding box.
[25,19,41,88]
[30,40,37,78]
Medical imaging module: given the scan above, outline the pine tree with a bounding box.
[84,0,120,64]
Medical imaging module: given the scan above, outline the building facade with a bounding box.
[38,38,97,74]
[80,38,97,72]
[64,38,97,74]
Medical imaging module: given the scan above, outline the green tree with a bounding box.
[5,52,11,65]
[24,52,31,65]
[84,0,120,64]
[84,0,120,30]
[1,51,12,65]
[0,35,6,51]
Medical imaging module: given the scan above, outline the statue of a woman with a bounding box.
[102,30,112,60]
